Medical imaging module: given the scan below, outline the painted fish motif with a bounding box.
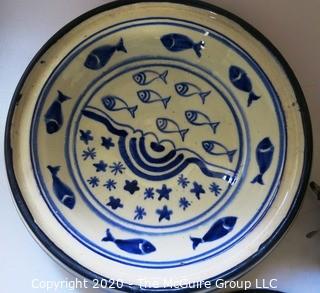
[44,90,71,134]
[137,89,171,109]
[251,137,274,185]
[102,229,156,255]
[175,82,211,104]
[229,65,261,107]
[133,69,168,85]
[102,95,138,118]
[47,165,75,209]
[185,110,220,134]
[156,118,189,141]
[84,38,127,70]
[160,33,205,58]
[202,140,237,163]
[190,216,237,250]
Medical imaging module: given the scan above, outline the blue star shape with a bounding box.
[134,206,146,220]
[209,182,222,196]
[93,160,107,172]
[190,181,205,200]
[103,179,117,191]
[106,196,123,210]
[87,176,99,188]
[156,205,173,222]
[82,147,96,160]
[144,187,154,200]
[177,174,190,188]
[156,184,172,201]
[109,161,126,175]
[101,136,115,150]
[79,129,93,145]
[179,197,191,210]
[124,180,140,195]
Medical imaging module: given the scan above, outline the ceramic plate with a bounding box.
[5,0,312,291]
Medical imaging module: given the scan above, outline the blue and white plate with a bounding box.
[5,0,312,291]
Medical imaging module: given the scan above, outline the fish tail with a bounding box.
[128,105,138,118]
[116,38,127,53]
[102,228,115,242]
[180,128,189,141]
[159,70,168,84]
[190,237,203,250]
[162,96,171,109]
[47,165,60,176]
[57,90,71,103]
[210,122,220,134]
[227,150,237,163]
[199,91,211,104]
[193,40,205,58]
[247,92,261,107]
[251,174,264,185]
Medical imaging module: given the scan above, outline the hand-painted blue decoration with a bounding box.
[93,160,107,172]
[106,196,123,210]
[79,129,93,145]
[124,180,140,195]
[82,147,96,160]
[84,38,127,70]
[82,107,235,182]
[87,176,99,188]
[137,89,171,109]
[175,82,211,104]
[177,174,189,189]
[209,182,222,196]
[47,166,75,209]
[156,118,189,141]
[156,184,172,201]
[160,33,205,58]
[190,216,237,250]
[109,161,126,175]
[229,65,261,107]
[202,140,237,163]
[103,179,117,191]
[102,95,138,118]
[133,69,168,85]
[251,137,274,185]
[144,187,155,200]
[101,136,114,149]
[44,91,71,134]
[185,110,220,134]
[102,229,156,255]
[134,206,146,220]
[179,197,191,210]
[156,205,173,222]
[190,181,205,200]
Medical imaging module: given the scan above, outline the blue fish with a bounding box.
[190,216,237,250]
[175,82,211,104]
[133,69,168,85]
[251,137,274,185]
[44,91,71,134]
[137,89,171,109]
[102,229,156,255]
[102,95,138,118]
[185,110,220,134]
[47,166,75,209]
[84,38,127,70]
[156,118,189,141]
[229,65,261,107]
[160,33,205,57]
[202,140,237,163]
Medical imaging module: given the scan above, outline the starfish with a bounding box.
[190,181,205,200]
[156,205,173,222]
[156,184,172,201]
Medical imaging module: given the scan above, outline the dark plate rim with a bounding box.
[4,0,313,292]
